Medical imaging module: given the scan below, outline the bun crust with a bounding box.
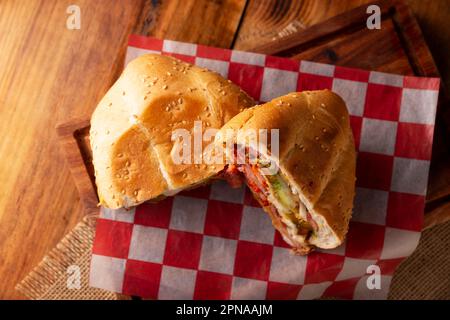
[217,90,356,248]
[90,54,254,208]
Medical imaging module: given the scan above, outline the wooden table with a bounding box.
[0,0,449,299]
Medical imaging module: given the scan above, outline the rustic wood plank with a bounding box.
[0,0,146,299]
[408,0,450,93]
[234,0,372,51]
[56,119,98,216]
[56,0,448,240]
[424,201,450,230]
[133,0,247,48]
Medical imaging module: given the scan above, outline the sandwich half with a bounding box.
[215,90,356,254]
[90,54,255,209]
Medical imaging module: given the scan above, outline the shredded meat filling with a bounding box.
[222,160,317,254]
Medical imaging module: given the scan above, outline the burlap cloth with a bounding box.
[16,216,450,300]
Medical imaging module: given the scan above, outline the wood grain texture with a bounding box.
[0,0,246,299]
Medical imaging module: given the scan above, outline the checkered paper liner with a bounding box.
[89,35,440,300]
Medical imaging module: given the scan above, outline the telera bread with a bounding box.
[215,90,356,254]
[90,54,255,209]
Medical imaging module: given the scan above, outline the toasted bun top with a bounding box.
[216,90,356,247]
[90,54,255,209]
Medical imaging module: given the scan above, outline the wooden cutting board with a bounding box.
[56,0,450,229]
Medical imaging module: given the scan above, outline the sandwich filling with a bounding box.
[223,153,318,254]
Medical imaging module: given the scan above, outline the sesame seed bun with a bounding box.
[215,90,356,250]
[90,54,255,209]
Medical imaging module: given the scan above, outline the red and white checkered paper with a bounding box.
[89,35,440,300]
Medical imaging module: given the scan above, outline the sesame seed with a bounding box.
[315,136,319,141]
[167,72,172,76]
[163,85,168,90]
